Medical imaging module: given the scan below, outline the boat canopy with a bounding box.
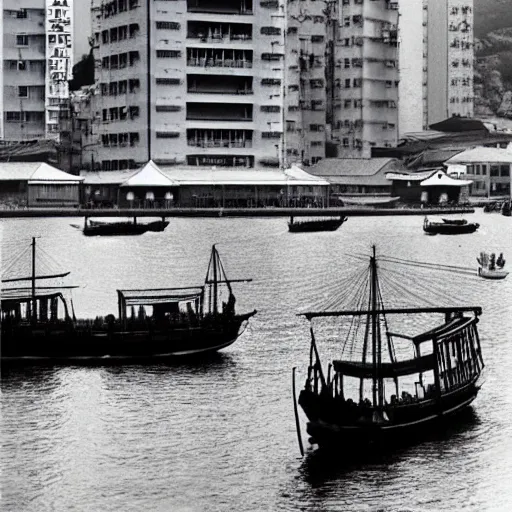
[333,353,435,378]
[1,289,74,303]
[411,316,476,345]
[117,287,203,306]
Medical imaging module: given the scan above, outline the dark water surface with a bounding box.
[1,211,512,512]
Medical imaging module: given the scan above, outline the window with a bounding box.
[500,165,510,177]
[17,9,27,18]
[261,27,281,35]
[344,100,351,108]
[156,21,180,29]
[344,58,350,69]
[490,165,499,177]
[309,124,324,132]
[18,86,28,98]
[481,165,487,175]
[5,112,22,122]
[342,138,349,147]
[18,61,27,71]
[16,34,28,46]
[345,79,351,88]
[156,50,181,58]
[102,30,109,44]
[261,105,281,112]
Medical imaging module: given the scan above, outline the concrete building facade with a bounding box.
[398,0,474,136]
[93,0,327,171]
[328,0,400,158]
[1,0,73,142]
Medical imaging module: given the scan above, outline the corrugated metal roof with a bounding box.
[81,170,135,185]
[307,158,398,177]
[446,146,512,164]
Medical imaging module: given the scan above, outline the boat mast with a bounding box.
[370,245,381,408]
[212,245,218,315]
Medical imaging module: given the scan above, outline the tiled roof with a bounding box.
[307,158,403,186]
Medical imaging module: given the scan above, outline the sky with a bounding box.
[74,1,92,62]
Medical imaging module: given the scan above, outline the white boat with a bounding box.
[477,267,509,280]
[476,252,508,280]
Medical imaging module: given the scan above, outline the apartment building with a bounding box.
[1,0,73,142]
[328,0,400,158]
[399,0,474,135]
[92,0,327,171]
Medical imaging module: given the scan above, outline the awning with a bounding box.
[333,354,435,378]
[420,171,472,187]
[121,160,178,187]
[118,288,203,306]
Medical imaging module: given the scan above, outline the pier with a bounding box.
[0,207,475,218]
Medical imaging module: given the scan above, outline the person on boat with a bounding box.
[497,253,506,268]
[489,253,496,271]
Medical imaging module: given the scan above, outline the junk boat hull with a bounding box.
[294,246,484,453]
[288,217,347,233]
[1,243,255,365]
[1,313,255,364]
[299,377,479,448]
[82,219,169,236]
[423,217,479,235]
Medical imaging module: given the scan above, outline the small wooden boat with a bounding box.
[72,217,169,236]
[295,246,485,450]
[477,252,508,280]
[288,216,347,233]
[1,241,256,364]
[423,217,479,235]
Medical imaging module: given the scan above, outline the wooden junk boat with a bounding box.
[1,240,256,363]
[288,216,348,233]
[296,247,484,449]
[477,252,508,280]
[71,217,169,236]
[423,217,479,235]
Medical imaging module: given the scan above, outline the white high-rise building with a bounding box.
[398,0,474,136]
[92,0,328,171]
[1,0,73,142]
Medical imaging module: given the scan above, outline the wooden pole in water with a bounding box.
[31,237,36,322]
[292,367,304,457]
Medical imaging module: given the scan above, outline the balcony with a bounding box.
[187,75,253,95]
[187,21,252,42]
[187,48,253,68]
[187,0,253,15]
[187,103,253,121]
[187,129,253,147]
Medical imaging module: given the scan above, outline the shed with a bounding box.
[445,146,512,198]
[0,162,83,208]
[386,169,472,204]
[307,158,404,203]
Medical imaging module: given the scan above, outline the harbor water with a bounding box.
[2,211,512,512]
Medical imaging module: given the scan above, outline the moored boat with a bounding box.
[295,246,484,450]
[1,240,256,364]
[71,217,169,236]
[288,216,347,233]
[423,217,479,235]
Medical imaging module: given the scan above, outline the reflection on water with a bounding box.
[2,212,512,512]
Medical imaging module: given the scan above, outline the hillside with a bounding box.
[474,0,512,38]
[474,1,512,119]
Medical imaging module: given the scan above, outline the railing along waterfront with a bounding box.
[0,206,476,219]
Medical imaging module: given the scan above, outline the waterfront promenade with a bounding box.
[0,206,474,218]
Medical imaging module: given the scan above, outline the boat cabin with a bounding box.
[1,290,72,325]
